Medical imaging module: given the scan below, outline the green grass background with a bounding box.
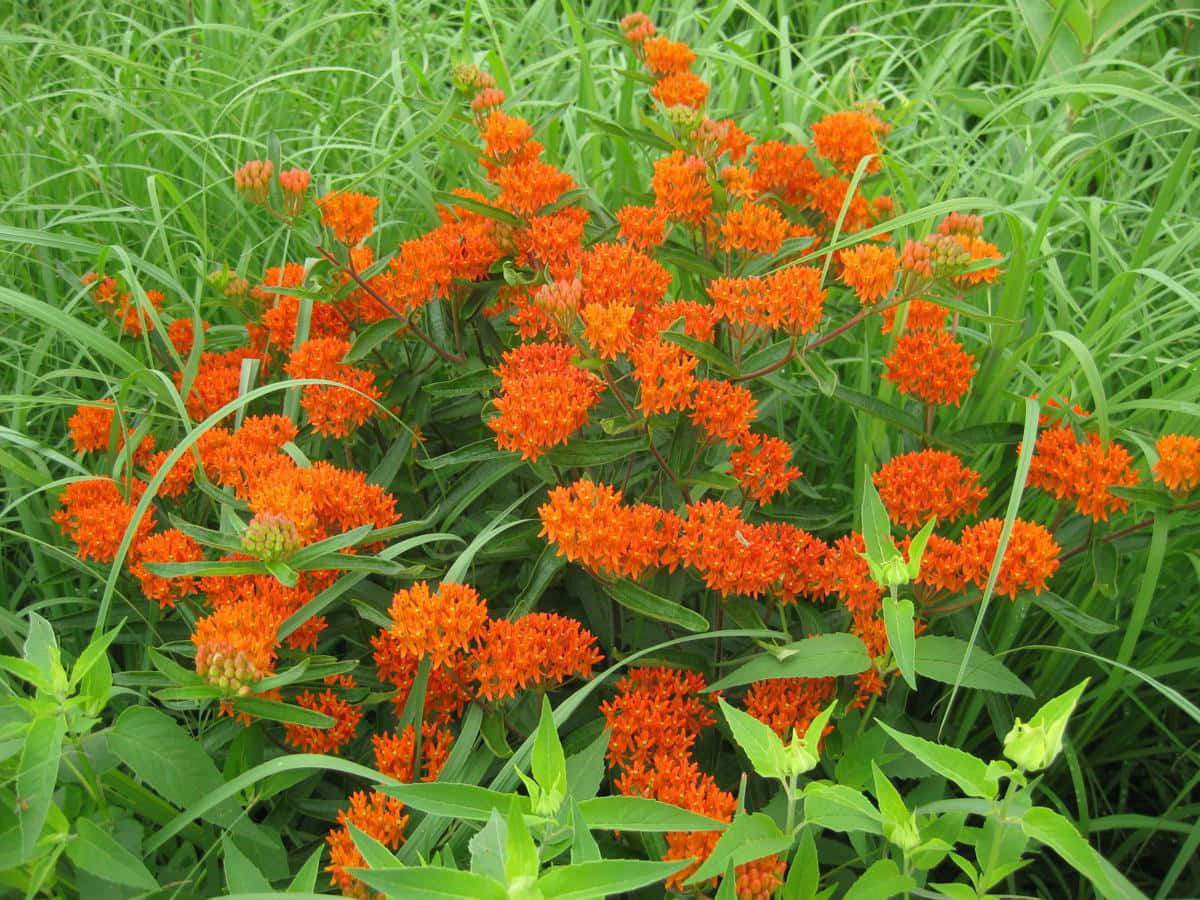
[1,0,1198,895]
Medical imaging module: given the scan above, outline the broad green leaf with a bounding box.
[687,812,792,884]
[719,699,788,779]
[1031,592,1117,635]
[799,353,837,396]
[542,436,645,467]
[568,799,601,864]
[349,866,509,900]
[505,798,539,883]
[65,817,158,890]
[230,697,336,728]
[877,722,997,800]
[605,579,709,632]
[1022,807,1146,900]
[783,828,820,900]
[565,729,609,803]
[287,845,326,893]
[382,783,527,822]
[576,795,727,832]
[914,636,1032,696]
[23,611,58,682]
[530,697,567,815]
[803,783,881,834]
[223,835,271,893]
[536,859,689,900]
[882,596,917,690]
[469,810,507,883]
[708,634,870,691]
[109,707,243,828]
[842,858,916,900]
[17,714,67,861]
[349,823,403,869]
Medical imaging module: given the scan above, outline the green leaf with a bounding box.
[68,624,121,689]
[914,636,1032,697]
[860,474,899,566]
[1022,807,1146,900]
[541,436,644,467]
[109,707,243,828]
[842,858,916,900]
[505,797,539,883]
[906,517,937,579]
[783,828,819,900]
[230,697,336,728]
[17,714,67,861]
[348,823,403,869]
[480,709,514,759]
[871,763,920,851]
[536,859,689,900]
[23,611,58,681]
[287,845,325,893]
[65,817,158,890]
[349,866,509,900]
[469,810,507,884]
[568,799,601,864]
[432,190,525,227]
[687,812,791,884]
[719,698,788,779]
[223,835,271,893]
[382,783,527,822]
[882,596,917,690]
[531,697,567,814]
[605,579,709,633]
[566,729,608,803]
[803,783,881,834]
[708,634,870,692]
[576,795,727,832]
[1031,592,1117,634]
[876,722,997,800]
[799,354,837,396]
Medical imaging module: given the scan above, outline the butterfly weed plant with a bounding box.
[1,4,1198,899]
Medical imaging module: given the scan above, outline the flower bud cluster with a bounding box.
[197,646,260,696]
[234,159,274,206]
[278,167,311,217]
[241,512,301,562]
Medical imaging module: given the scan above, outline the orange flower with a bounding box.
[1154,434,1200,493]
[166,318,207,356]
[720,202,789,255]
[372,636,474,726]
[838,243,898,304]
[145,448,196,498]
[880,299,947,334]
[277,167,310,216]
[721,164,757,200]
[616,204,669,250]
[487,341,603,461]
[580,241,672,312]
[641,299,719,343]
[950,234,1003,287]
[53,478,154,563]
[764,522,829,603]
[376,226,459,315]
[689,379,757,444]
[130,529,203,608]
[811,110,889,175]
[619,12,656,45]
[743,677,836,738]
[822,532,884,618]
[1025,425,1140,521]
[480,110,534,160]
[730,433,801,504]
[750,141,819,207]
[913,533,970,595]
[373,723,455,783]
[581,301,636,359]
[959,518,1060,598]
[283,689,362,754]
[471,613,602,701]
[68,402,116,454]
[387,582,489,668]
[809,175,873,231]
[519,207,588,279]
[601,667,715,772]
[326,790,409,898]
[285,338,381,438]
[651,71,709,109]
[175,348,264,422]
[199,414,296,498]
[192,597,279,689]
[679,500,785,598]
[537,480,682,579]
[491,158,576,216]
[316,191,378,246]
[873,450,988,529]
[642,36,695,75]
[630,336,699,415]
[707,264,826,335]
[883,328,977,406]
[652,151,712,225]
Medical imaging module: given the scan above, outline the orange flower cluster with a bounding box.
[839,243,898,304]
[471,612,603,701]
[326,789,409,897]
[1154,434,1200,493]
[317,191,379,246]
[743,677,837,738]
[53,478,154,563]
[284,688,363,754]
[730,433,801,504]
[387,581,488,668]
[285,338,381,438]
[488,342,603,461]
[811,110,890,175]
[1026,423,1140,521]
[883,328,977,406]
[720,201,789,255]
[373,723,454,783]
[707,264,827,336]
[129,528,204,608]
[873,449,989,529]
[601,668,784,897]
[83,272,165,337]
[689,379,757,444]
[67,400,155,465]
[615,204,668,250]
[958,518,1061,598]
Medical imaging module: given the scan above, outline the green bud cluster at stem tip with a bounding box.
[1003,678,1090,773]
[241,512,302,563]
[197,648,259,697]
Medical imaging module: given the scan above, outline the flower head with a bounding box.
[883,328,977,406]
[388,582,489,668]
[873,450,988,529]
[317,191,378,246]
[1154,434,1200,493]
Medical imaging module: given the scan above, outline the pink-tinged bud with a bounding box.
[241,512,301,562]
[234,159,274,206]
[278,167,311,218]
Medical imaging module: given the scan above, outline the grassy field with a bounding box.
[2,0,1198,896]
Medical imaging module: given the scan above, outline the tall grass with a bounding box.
[2,0,1197,893]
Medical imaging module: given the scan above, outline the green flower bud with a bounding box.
[1002,679,1089,772]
